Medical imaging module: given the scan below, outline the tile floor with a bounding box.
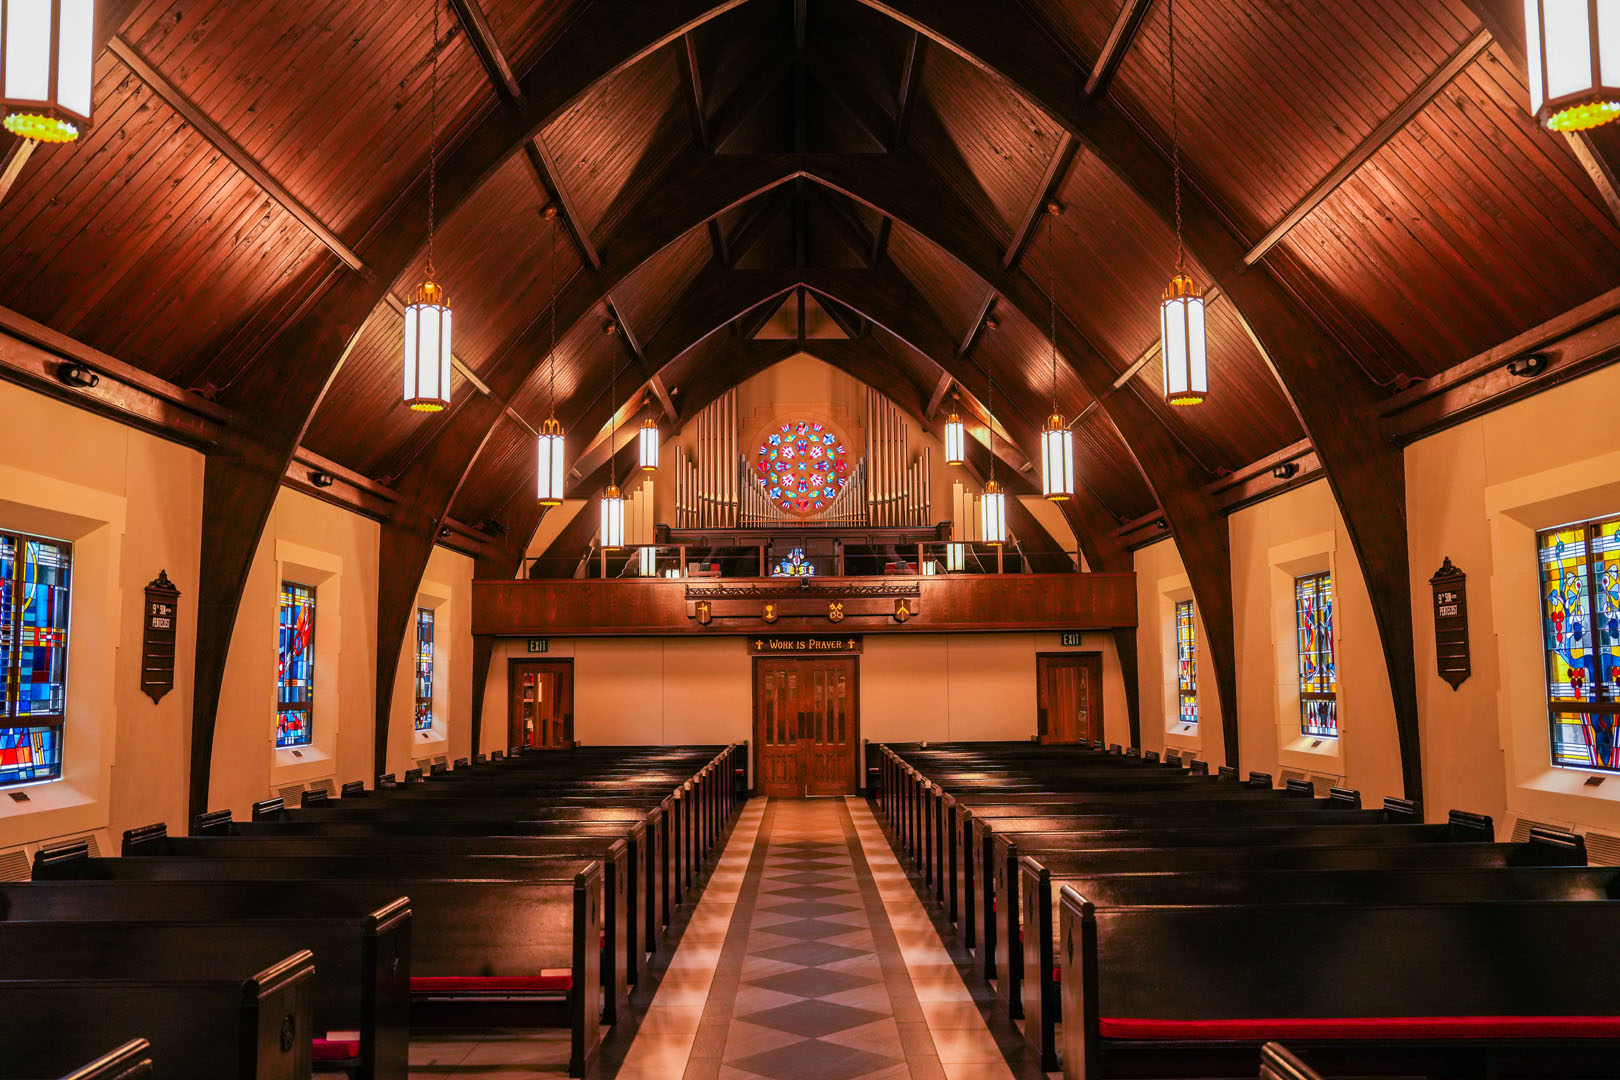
[408,796,1041,1079]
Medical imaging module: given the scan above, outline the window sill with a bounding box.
[414,728,448,753]
[1162,721,1201,750]
[0,776,103,849]
[1280,733,1342,772]
[272,744,335,786]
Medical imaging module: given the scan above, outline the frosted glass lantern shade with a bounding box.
[1160,272,1207,407]
[2,0,95,143]
[1041,413,1073,501]
[638,416,659,472]
[536,419,565,507]
[600,485,625,551]
[981,481,1007,547]
[403,280,452,412]
[943,412,966,466]
[1525,0,1620,131]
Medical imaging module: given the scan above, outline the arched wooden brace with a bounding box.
[187,0,754,818]
[856,0,1421,797]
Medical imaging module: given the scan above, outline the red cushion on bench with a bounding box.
[411,975,573,993]
[311,1038,361,1062]
[1098,1016,1620,1040]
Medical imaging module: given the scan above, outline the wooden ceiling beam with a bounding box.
[673,32,733,263]
[1243,28,1493,266]
[107,35,366,274]
[1085,0,1152,97]
[450,0,602,270]
[957,290,998,358]
[892,32,925,149]
[1004,135,1076,270]
[924,371,953,420]
[187,0,748,818]
[853,0,1416,792]
[0,136,35,206]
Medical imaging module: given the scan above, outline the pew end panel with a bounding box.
[57,1038,154,1080]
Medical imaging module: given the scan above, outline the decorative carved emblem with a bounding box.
[893,599,912,623]
[828,601,845,623]
[694,600,712,625]
[762,602,778,624]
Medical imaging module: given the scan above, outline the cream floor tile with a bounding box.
[635,1004,708,1034]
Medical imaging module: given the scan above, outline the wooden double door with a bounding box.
[1037,652,1103,744]
[754,657,859,797]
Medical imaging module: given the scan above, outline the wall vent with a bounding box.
[307,777,336,798]
[0,846,29,881]
[39,831,103,859]
[1309,773,1342,798]
[1279,768,1308,787]
[1584,830,1620,866]
[277,782,305,804]
[1511,816,1564,843]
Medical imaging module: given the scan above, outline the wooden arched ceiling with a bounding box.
[4,0,1618,806]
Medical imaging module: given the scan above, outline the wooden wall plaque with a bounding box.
[749,635,862,655]
[1429,557,1470,690]
[142,570,180,703]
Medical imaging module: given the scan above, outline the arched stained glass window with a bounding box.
[1539,516,1620,771]
[0,532,70,786]
[753,420,850,518]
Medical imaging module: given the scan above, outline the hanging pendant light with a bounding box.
[1159,0,1207,408]
[599,332,624,551]
[600,484,625,551]
[403,0,452,412]
[1041,202,1074,500]
[537,207,567,507]
[1525,0,1620,131]
[981,349,1008,547]
[1,0,95,143]
[943,393,966,466]
[638,412,660,473]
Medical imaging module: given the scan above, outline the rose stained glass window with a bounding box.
[753,421,850,517]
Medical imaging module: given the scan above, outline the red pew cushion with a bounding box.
[411,974,573,994]
[1098,1016,1620,1040]
[311,1038,361,1062]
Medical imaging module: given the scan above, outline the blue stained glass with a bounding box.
[1,531,70,787]
[277,582,316,748]
[1295,572,1337,737]
[1541,517,1620,771]
[0,726,60,784]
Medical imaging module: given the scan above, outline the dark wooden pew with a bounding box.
[1057,888,1620,1080]
[32,853,604,1078]
[54,1039,154,1080]
[0,950,314,1080]
[0,905,408,1080]
[1019,856,1608,1068]
[1260,1042,1322,1080]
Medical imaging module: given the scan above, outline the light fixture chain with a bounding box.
[427,0,440,277]
[1048,206,1058,412]
[1169,0,1183,273]
[547,211,558,419]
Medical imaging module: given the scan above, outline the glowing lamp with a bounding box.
[600,484,625,551]
[1,0,94,143]
[1041,413,1073,501]
[1160,271,1206,406]
[637,546,656,576]
[946,542,965,572]
[1525,0,1620,131]
[536,417,565,507]
[943,411,965,466]
[981,480,1007,547]
[638,415,659,472]
[403,279,452,411]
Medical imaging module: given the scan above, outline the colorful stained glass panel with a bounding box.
[1175,599,1197,725]
[277,582,316,748]
[754,420,850,518]
[1295,572,1338,737]
[415,607,435,733]
[1540,516,1620,772]
[2,531,70,788]
[0,726,60,784]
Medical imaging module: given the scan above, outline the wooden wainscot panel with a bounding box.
[472,573,1137,636]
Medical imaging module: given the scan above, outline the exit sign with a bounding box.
[1059,631,1084,647]
[526,638,549,653]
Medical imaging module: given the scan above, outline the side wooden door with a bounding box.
[1037,653,1102,744]
[803,658,857,795]
[509,659,574,750]
[754,661,803,797]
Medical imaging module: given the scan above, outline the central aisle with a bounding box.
[613,797,1034,1080]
